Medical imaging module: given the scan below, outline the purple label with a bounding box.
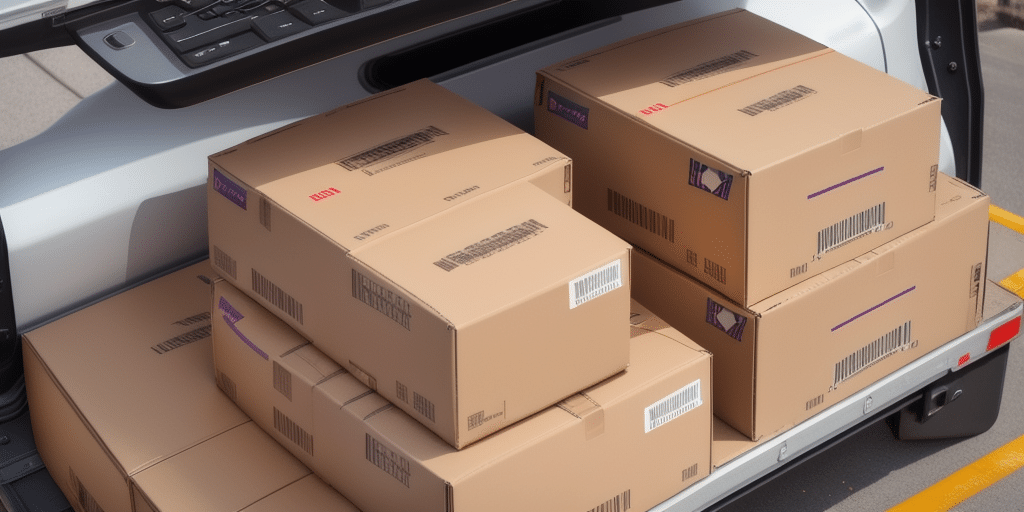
[706,298,746,341]
[213,169,247,210]
[547,91,589,129]
[218,297,268,360]
[689,159,733,200]
[808,166,885,200]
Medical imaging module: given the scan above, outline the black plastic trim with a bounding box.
[916,0,985,188]
[0,215,20,398]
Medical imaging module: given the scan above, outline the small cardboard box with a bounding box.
[211,291,712,512]
[22,261,249,512]
[208,80,631,449]
[536,9,940,306]
[632,173,988,440]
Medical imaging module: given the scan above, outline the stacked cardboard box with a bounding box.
[533,8,989,442]
[207,79,632,450]
[212,283,712,512]
[23,261,362,512]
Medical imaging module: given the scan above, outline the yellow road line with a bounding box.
[888,434,1024,512]
[1001,269,1024,299]
[990,204,1024,234]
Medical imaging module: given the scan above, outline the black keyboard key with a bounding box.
[289,0,351,25]
[334,0,389,12]
[165,10,253,52]
[150,5,188,32]
[180,31,263,67]
[175,0,218,10]
[252,10,309,41]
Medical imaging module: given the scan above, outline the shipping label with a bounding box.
[645,379,702,433]
[569,259,623,310]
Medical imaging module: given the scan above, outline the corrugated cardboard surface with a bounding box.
[212,293,712,512]
[22,261,250,512]
[208,80,631,448]
[535,8,940,307]
[634,174,988,440]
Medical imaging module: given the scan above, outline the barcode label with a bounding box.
[738,85,816,116]
[688,159,733,200]
[217,371,237,402]
[69,468,107,512]
[433,220,548,272]
[150,324,211,355]
[366,434,411,487]
[569,260,623,309]
[607,189,676,242]
[351,269,412,330]
[173,311,211,327]
[588,490,631,512]
[338,126,448,172]
[645,379,702,433]
[259,196,272,231]
[414,392,436,423]
[661,50,757,87]
[833,321,913,389]
[252,269,304,324]
[970,263,983,298]
[274,407,314,456]
[817,203,886,255]
[704,258,726,284]
[213,245,237,280]
[681,463,700,482]
[273,361,292,401]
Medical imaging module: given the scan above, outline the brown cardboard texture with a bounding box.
[22,261,250,512]
[208,80,631,449]
[536,8,940,306]
[213,293,710,512]
[212,278,344,468]
[633,173,987,440]
[129,422,311,512]
[240,475,362,512]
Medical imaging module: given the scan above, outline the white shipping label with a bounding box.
[569,259,623,309]
[645,379,702,433]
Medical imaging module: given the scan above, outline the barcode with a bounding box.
[833,321,912,389]
[570,260,623,309]
[213,245,237,280]
[274,407,314,456]
[791,263,808,279]
[607,189,676,242]
[414,392,436,423]
[661,50,757,87]
[686,249,698,266]
[704,259,726,284]
[273,361,292,401]
[806,394,825,411]
[366,434,411,487]
[433,219,548,272]
[338,126,448,171]
[738,85,816,116]
[351,269,412,330]
[588,490,631,512]
[150,324,211,355]
[970,263,983,298]
[217,371,237,402]
[645,380,702,433]
[396,381,408,403]
[259,196,272,231]
[252,269,304,324]
[817,203,886,255]
[69,468,107,512]
[173,311,211,327]
[681,463,700,482]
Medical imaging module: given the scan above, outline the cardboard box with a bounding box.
[535,9,940,306]
[211,289,712,512]
[632,173,988,440]
[208,80,632,449]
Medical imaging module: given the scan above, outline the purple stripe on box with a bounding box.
[808,166,884,200]
[213,169,247,210]
[218,297,269,360]
[832,286,916,332]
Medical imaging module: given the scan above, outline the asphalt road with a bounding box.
[716,26,1024,512]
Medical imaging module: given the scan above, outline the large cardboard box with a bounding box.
[23,261,250,512]
[535,9,940,306]
[208,79,632,448]
[211,287,712,512]
[632,173,988,440]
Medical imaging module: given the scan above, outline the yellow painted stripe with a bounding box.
[1001,269,1024,299]
[990,204,1024,234]
[888,434,1024,512]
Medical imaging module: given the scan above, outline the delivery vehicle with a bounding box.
[0,0,1019,510]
